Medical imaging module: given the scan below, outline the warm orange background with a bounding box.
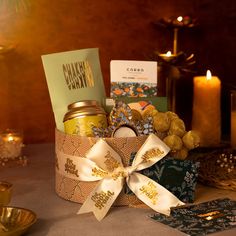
[0,0,235,143]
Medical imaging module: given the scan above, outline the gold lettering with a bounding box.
[62,61,95,90]
[197,211,225,220]
[111,171,125,180]
[142,148,164,162]
[198,211,221,218]
[139,181,158,205]
[104,151,120,172]
[85,61,95,87]
[91,190,115,210]
[92,167,108,178]
[64,158,79,177]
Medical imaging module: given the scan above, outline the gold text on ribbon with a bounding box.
[142,148,164,162]
[92,167,108,178]
[91,190,115,210]
[139,181,158,205]
[104,151,120,172]
[111,170,126,180]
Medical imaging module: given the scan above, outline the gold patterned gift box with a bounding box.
[55,129,147,206]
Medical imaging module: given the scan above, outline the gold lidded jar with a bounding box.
[63,100,107,136]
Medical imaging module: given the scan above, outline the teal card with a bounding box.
[150,198,236,236]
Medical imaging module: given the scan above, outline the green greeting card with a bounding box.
[41,48,106,131]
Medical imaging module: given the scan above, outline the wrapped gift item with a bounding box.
[55,129,199,208]
[42,48,200,221]
[56,130,187,220]
[134,155,199,203]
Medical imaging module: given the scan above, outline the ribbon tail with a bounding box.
[127,172,184,216]
[78,177,124,221]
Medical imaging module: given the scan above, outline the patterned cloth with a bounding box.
[126,154,199,203]
[150,198,236,236]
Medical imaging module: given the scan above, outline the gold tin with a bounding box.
[63,100,107,136]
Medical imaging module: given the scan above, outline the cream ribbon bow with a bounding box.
[57,134,184,221]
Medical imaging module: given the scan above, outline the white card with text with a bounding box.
[110,60,157,97]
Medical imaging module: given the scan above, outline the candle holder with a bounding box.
[154,51,195,112]
[153,15,198,55]
[152,16,198,112]
[0,129,27,167]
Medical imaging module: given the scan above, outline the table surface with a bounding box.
[0,143,236,236]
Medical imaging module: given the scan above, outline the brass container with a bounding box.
[0,206,37,235]
[0,182,12,206]
[63,100,107,136]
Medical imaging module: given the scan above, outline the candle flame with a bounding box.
[166,51,172,57]
[206,70,212,80]
[8,136,14,142]
[177,16,183,22]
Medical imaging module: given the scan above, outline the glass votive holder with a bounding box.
[0,181,12,206]
[0,129,26,167]
[231,90,236,148]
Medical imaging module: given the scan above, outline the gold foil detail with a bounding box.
[65,158,79,177]
[91,190,115,210]
[62,60,94,90]
[139,181,158,205]
[111,171,126,180]
[142,148,164,162]
[197,211,225,220]
[104,151,120,172]
[92,167,108,178]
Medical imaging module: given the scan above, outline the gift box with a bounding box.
[42,48,199,220]
[55,129,199,206]
[136,156,199,203]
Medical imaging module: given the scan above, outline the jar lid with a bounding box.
[68,100,99,110]
[64,100,106,122]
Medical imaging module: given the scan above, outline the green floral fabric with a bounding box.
[125,153,199,203]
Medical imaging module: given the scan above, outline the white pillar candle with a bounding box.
[192,70,221,146]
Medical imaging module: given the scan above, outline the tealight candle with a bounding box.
[0,130,23,160]
[112,124,137,138]
[159,51,177,62]
[192,70,221,146]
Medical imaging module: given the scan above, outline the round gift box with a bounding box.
[55,129,147,206]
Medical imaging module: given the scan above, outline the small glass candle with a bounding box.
[0,129,23,160]
[0,181,12,206]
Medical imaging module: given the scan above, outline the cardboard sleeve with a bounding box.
[55,129,147,206]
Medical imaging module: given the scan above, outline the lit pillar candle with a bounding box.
[192,70,221,146]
